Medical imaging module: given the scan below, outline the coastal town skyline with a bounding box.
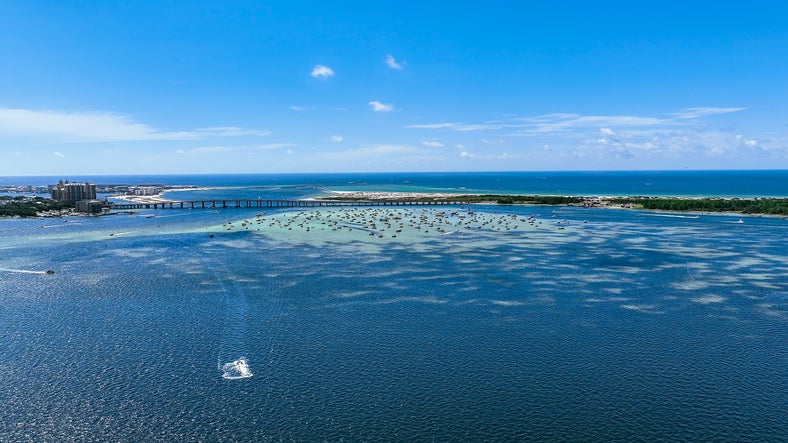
[2,1,788,176]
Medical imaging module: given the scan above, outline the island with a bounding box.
[318,192,788,215]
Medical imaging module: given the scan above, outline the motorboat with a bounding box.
[233,358,252,378]
[221,357,253,379]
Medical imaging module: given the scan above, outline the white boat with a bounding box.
[233,358,252,377]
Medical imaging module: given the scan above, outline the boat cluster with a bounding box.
[217,207,569,239]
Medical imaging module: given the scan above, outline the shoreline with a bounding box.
[109,193,179,204]
[320,190,787,201]
[317,191,788,218]
[4,190,786,219]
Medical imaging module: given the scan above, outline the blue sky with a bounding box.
[1,1,787,175]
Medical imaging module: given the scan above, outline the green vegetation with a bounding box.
[0,196,75,217]
[473,195,584,205]
[422,194,584,205]
[321,194,788,215]
[609,197,788,215]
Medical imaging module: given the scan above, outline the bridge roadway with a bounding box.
[110,198,466,210]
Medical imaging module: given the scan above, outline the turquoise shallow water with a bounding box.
[1,174,787,441]
[3,170,788,197]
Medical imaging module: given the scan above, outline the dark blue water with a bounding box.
[1,174,786,441]
[2,170,788,197]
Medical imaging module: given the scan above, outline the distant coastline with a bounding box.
[113,188,788,214]
[317,191,788,216]
[6,191,787,218]
[2,170,788,198]
[3,170,788,217]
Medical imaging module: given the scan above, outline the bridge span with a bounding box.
[110,198,467,210]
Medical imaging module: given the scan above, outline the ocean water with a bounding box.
[3,169,788,197]
[1,172,787,441]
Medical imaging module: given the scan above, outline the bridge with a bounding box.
[109,198,467,210]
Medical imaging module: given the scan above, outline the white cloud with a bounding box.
[321,144,417,161]
[53,151,65,158]
[566,128,780,163]
[407,122,503,131]
[175,143,294,155]
[495,152,527,160]
[369,101,394,112]
[736,134,758,147]
[409,112,710,137]
[406,108,786,164]
[252,143,294,150]
[194,127,271,137]
[580,135,635,159]
[528,115,667,134]
[178,146,236,155]
[404,108,788,168]
[385,54,403,70]
[409,109,751,140]
[407,122,461,129]
[421,140,444,148]
[302,143,451,171]
[310,64,335,79]
[455,124,505,132]
[0,108,173,142]
[330,135,343,142]
[0,108,269,143]
[673,107,746,119]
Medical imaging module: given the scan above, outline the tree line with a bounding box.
[0,196,75,217]
[608,197,788,215]
[325,194,787,215]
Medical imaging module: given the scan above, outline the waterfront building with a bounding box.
[75,199,105,214]
[51,180,97,202]
[132,186,160,196]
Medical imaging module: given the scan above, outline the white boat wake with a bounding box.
[219,357,253,380]
[0,268,50,275]
[646,214,699,219]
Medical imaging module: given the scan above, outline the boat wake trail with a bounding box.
[180,234,286,380]
[0,268,49,274]
[219,356,253,380]
[200,245,253,380]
